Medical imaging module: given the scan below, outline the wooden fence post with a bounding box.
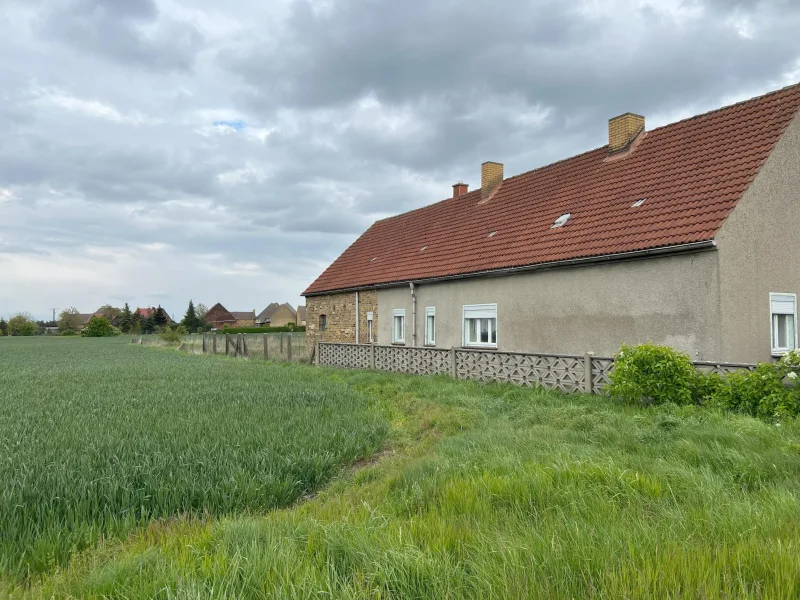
[287,335,293,362]
[242,334,248,358]
[450,347,458,380]
[584,352,594,394]
[263,334,269,360]
[212,335,217,354]
[202,333,206,354]
[225,334,230,356]
[370,344,376,370]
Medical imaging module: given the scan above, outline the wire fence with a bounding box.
[138,332,309,363]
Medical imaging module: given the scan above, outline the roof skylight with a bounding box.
[551,213,571,229]
[370,257,377,262]
[420,245,428,252]
[488,231,497,238]
[632,198,647,207]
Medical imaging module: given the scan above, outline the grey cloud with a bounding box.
[41,0,204,72]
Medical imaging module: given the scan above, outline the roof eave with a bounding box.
[302,239,717,297]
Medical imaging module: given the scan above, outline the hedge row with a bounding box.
[608,343,800,421]
[214,326,306,334]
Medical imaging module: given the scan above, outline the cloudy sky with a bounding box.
[1,0,799,321]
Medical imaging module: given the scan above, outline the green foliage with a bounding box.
[119,303,133,334]
[153,306,169,328]
[608,343,697,406]
[58,307,83,334]
[60,330,79,337]
[219,325,306,334]
[159,325,187,345]
[0,319,6,336]
[690,370,724,404]
[80,316,120,338]
[0,337,386,583]
[181,300,202,332]
[7,313,38,337]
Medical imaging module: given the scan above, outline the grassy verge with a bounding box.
[24,366,800,599]
[0,337,386,585]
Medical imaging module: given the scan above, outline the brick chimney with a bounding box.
[452,182,469,198]
[481,161,503,200]
[608,113,645,154]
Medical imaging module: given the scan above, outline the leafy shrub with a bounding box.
[608,343,698,406]
[159,329,183,344]
[60,330,79,337]
[690,370,725,405]
[7,314,38,337]
[81,317,120,338]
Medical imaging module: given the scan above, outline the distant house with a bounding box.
[205,303,256,329]
[256,303,297,327]
[296,305,306,326]
[303,83,800,364]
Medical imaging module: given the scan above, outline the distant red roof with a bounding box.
[304,83,800,296]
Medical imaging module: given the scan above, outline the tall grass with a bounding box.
[0,337,386,584]
[32,371,800,599]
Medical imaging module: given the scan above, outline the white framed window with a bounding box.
[770,293,797,356]
[392,309,405,344]
[425,307,436,345]
[367,311,374,343]
[463,304,497,348]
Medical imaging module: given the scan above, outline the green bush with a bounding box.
[60,331,79,337]
[690,370,725,405]
[159,329,183,344]
[81,317,120,338]
[608,343,698,406]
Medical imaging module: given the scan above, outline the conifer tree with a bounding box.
[181,300,199,332]
[120,303,133,334]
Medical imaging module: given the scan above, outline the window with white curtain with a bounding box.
[770,293,797,356]
[463,304,497,348]
[392,309,405,344]
[367,311,374,343]
[425,307,435,345]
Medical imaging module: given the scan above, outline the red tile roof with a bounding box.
[304,83,800,296]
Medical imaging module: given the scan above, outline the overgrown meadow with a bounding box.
[0,337,386,584]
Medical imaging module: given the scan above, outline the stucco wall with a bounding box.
[378,251,722,359]
[716,112,800,363]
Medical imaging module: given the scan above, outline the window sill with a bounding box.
[424,343,436,347]
[391,342,406,346]
[464,345,498,350]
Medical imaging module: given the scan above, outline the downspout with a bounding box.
[410,282,417,347]
[355,291,360,344]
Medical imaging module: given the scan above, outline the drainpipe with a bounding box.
[355,291,360,344]
[410,282,417,347]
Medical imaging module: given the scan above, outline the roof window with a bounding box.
[420,245,428,252]
[488,231,497,238]
[632,198,647,208]
[551,213,571,229]
[370,257,377,262]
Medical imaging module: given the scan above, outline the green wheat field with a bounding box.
[2,336,800,598]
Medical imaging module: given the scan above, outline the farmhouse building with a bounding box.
[204,304,255,329]
[256,303,298,327]
[303,83,800,364]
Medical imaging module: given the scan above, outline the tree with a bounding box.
[196,303,208,320]
[142,308,156,334]
[120,303,133,334]
[81,316,120,337]
[130,310,142,334]
[154,305,168,328]
[0,318,7,336]
[181,300,200,332]
[58,307,84,334]
[7,313,38,336]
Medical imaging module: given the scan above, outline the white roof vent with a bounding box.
[488,231,497,238]
[370,257,377,262]
[551,213,571,229]
[632,198,647,208]
[420,245,428,252]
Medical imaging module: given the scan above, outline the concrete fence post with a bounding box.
[225,334,230,356]
[315,338,321,367]
[584,352,595,394]
[202,333,206,354]
[287,335,293,362]
[242,334,248,358]
[450,347,458,380]
[370,344,376,370]
[280,332,285,354]
[212,334,217,355]
[263,334,269,360]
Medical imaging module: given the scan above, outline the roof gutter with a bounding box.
[303,240,717,297]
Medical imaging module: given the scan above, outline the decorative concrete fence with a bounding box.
[316,342,757,395]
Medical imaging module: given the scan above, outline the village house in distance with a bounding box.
[303,83,800,364]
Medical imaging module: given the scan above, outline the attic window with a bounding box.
[632,198,647,208]
[488,231,497,238]
[551,213,571,229]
